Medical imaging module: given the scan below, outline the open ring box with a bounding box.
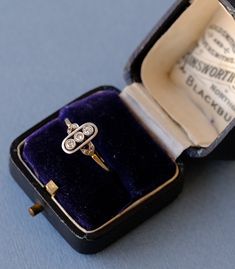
[10,0,235,253]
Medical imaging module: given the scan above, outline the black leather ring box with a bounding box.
[10,0,235,254]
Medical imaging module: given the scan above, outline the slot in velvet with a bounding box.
[22,87,177,231]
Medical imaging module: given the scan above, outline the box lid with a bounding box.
[123,0,235,160]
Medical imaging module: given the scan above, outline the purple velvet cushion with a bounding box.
[23,87,176,231]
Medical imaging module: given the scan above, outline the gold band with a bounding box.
[91,152,110,172]
[80,142,110,172]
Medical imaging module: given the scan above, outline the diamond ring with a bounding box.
[62,118,109,172]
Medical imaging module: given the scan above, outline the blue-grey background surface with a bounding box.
[0,0,235,268]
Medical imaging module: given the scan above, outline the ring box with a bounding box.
[10,0,235,254]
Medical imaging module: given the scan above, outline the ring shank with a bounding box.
[91,153,110,172]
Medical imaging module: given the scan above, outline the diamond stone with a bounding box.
[65,139,76,150]
[74,132,85,143]
[83,125,94,136]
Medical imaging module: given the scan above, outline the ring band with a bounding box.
[62,118,109,172]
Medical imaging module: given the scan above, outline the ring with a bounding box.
[61,118,110,172]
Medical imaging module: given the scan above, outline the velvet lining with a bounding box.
[23,87,177,231]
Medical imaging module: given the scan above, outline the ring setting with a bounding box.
[62,119,109,172]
